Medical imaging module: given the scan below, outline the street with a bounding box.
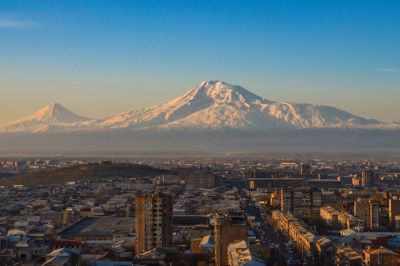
[235,182,306,266]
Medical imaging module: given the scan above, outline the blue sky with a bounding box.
[1,0,399,123]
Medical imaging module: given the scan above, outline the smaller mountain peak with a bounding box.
[45,102,64,111]
[14,102,89,125]
[49,102,62,108]
[37,102,68,116]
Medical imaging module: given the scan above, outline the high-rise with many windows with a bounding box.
[361,170,374,188]
[135,192,173,255]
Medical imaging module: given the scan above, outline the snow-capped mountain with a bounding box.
[82,80,393,131]
[1,81,398,134]
[83,80,292,130]
[0,102,90,133]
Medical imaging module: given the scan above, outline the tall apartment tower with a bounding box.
[354,199,369,225]
[368,200,380,230]
[361,170,374,188]
[214,214,247,266]
[135,192,173,255]
[354,198,380,230]
[389,199,400,226]
[299,164,311,176]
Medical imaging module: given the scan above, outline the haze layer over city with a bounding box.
[1,1,400,266]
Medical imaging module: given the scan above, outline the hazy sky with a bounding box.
[1,0,399,124]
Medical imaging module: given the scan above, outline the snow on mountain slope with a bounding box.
[1,81,397,133]
[266,102,382,128]
[0,103,90,133]
[83,81,290,130]
[85,80,392,130]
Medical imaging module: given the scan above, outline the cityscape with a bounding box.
[1,0,400,265]
[1,156,400,265]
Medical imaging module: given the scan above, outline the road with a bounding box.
[235,182,306,265]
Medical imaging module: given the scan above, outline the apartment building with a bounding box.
[214,214,247,266]
[135,192,173,255]
[320,205,364,230]
[272,210,315,255]
[280,187,322,217]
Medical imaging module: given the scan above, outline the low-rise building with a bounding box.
[320,205,364,230]
[362,246,400,266]
[335,245,362,266]
[227,240,265,266]
[272,210,315,255]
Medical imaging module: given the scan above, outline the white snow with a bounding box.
[85,80,392,131]
[1,81,398,133]
[0,102,90,133]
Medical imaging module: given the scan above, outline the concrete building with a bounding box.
[320,205,364,230]
[272,210,315,255]
[361,170,374,188]
[369,200,380,230]
[389,199,400,227]
[362,246,400,266]
[227,240,265,266]
[354,199,380,231]
[42,248,81,266]
[299,164,311,176]
[40,210,63,224]
[181,174,218,189]
[335,245,362,266]
[59,216,133,241]
[395,215,400,232]
[214,214,247,266]
[135,192,173,255]
[354,199,369,224]
[127,181,154,191]
[306,179,341,190]
[280,188,322,217]
[320,205,339,227]
[63,208,74,226]
[248,178,305,191]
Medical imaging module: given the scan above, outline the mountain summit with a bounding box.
[181,80,266,106]
[0,102,90,133]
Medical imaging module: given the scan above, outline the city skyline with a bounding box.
[1,0,400,124]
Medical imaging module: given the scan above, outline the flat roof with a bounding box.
[60,217,133,238]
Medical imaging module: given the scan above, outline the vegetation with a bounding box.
[0,163,168,186]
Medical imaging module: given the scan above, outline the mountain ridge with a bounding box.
[1,80,398,133]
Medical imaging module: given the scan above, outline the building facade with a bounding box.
[361,170,374,188]
[135,192,173,255]
[389,199,400,227]
[214,214,247,266]
[280,188,322,217]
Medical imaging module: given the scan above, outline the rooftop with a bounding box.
[59,217,133,238]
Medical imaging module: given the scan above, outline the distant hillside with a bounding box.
[0,163,168,186]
